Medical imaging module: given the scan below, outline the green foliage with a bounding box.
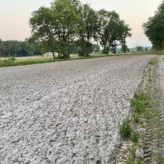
[134,92,147,101]
[0,40,39,57]
[136,159,143,164]
[29,0,132,58]
[136,45,144,52]
[131,92,149,112]
[133,114,139,123]
[119,119,132,140]
[126,159,135,164]
[148,60,158,65]
[130,99,144,112]
[130,132,139,142]
[143,3,164,51]
[9,57,16,61]
[130,147,136,158]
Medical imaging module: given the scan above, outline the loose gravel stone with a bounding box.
[0,55,157,164]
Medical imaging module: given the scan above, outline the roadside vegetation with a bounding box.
[5,0,131,60]
[118,58,164,163]
[0,53,131,68]
[143,1,164,52]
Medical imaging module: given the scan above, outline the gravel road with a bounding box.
[0,55,157,164]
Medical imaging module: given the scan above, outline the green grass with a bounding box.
[130,99,144,113]
[134,92,147,101]
[148,60,158,65]
[119,119,132,140]
[126,159,135,164]
[130,132,139,143]
[133,114,139,123]
[0,54,131,68]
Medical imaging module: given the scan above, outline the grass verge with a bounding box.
[0,53,132,68]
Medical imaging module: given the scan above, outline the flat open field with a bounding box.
[0,55,157,163]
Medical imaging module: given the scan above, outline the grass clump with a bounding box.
[134,92,147,101]
[133,114,139,123]
[136,159,143,164]
[130,99,144,112]
[130,132,139,143]
[126,159,135,164]
[148,60,158,65]
[119,119,132,140]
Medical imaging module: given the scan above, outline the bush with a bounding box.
[119,119,132,140]
[9,57,16,61]
[3,59,13,64]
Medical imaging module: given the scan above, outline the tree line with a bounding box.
[29,0,132,59]
[0,40,42,57]
[0,39,101,57]
[143,1,164,51]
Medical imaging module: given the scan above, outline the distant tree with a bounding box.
[5,40,14,56]
[145,47,148,51]
[136,45,144,52]
[22,42,35,56]
[119,22,132,53]
[0,39,5,57]
[13,42,21,56]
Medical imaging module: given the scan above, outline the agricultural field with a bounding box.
[0,55,159,163]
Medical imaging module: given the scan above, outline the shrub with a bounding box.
[9,57,16,61]
[119,119,132,140]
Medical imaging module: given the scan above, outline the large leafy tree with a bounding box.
[143,2,164,51]
[30,0,81,59]
[97,10,131,54]
[77,4,99,56]
[119,22,132,53]
[51,0,81,58]
[30,7,57,59]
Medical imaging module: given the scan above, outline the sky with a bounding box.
[0,0,162,48]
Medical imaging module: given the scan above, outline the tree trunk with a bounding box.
[52,51,55,60]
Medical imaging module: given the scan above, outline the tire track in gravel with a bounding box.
[0,55,157,164]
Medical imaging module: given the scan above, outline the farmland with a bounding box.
[0,54,158,163]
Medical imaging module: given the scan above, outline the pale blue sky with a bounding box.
[0,0,161,48]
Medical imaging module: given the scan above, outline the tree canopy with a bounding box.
[143,2,164,51]
[29,0,132,58]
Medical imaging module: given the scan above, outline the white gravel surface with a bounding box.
[0,55,157,164]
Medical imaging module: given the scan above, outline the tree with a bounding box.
[136,45,144,52]
[143,2,164,51]
[5,40,14,56]
[92,44,100,53]
[13,42,22,56]
[30,0,81,59]
[77,3,99,56]
[30,7,57,59]
[22,42,35,56]
[0,39,5,57]
[119,22,132,53]
[97,10,131,54]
